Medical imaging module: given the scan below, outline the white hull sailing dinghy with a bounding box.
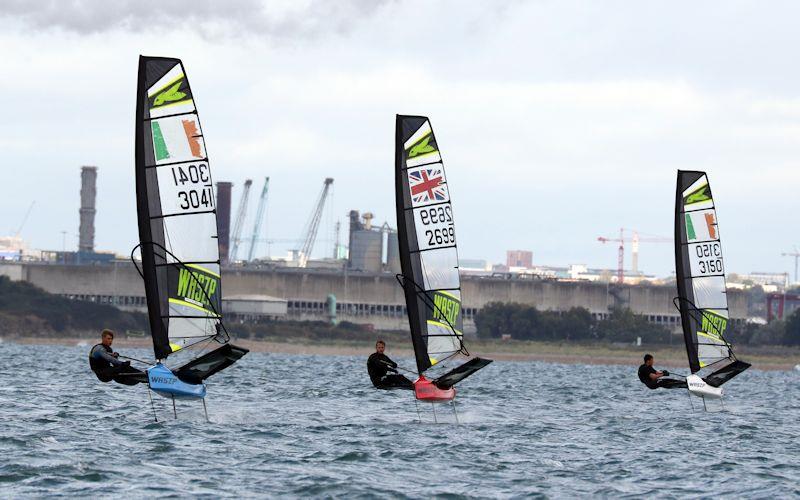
[394,115,492,420]
[672,170,749,408]
[133,55,248,418]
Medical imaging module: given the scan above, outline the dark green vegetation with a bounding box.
[231,319,408,344]
[730,309,800,346]
[0,276,146,336]
[475,303,671,343]
[476,301,800,346]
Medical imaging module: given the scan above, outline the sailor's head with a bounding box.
[101,329,115,347]
[644,353,653,367]
[375,339,386,354]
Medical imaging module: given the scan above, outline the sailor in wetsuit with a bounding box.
[637,353,671,389]
[367,340,413,390]
[89,329,144,385]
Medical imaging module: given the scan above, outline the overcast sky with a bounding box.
[2,0,799,277]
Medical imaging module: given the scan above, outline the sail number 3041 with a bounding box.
[171,163,213,211]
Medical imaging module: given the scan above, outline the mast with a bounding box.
[135,56,169,359]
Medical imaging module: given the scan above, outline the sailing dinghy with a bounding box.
[133,55,248,410]
[395,115,492,407]
[673,170,749,404]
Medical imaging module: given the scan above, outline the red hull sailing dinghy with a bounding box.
[673,170,749,407]
[394,115,492,406]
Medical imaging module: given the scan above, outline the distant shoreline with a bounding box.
[4,335,798,371]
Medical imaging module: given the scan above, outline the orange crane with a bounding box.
[597,228,671,283]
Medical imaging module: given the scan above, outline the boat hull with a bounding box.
[414,376,455,402]
[687,374,723,399]
[147,363,207,399]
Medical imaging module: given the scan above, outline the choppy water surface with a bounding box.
[1,342,798,498]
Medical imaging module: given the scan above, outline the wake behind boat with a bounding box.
[672,170,750,407]
[394,114,492,409]
[130,55,248,413]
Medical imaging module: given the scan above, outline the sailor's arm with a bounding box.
[92,346,125,366]
[649,371,665,380]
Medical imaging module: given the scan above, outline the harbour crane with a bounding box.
[229,179,253,262]
[597,228,670,283]
[296,178,334,267]
[246,177,270,262]
[782,247,800,284]
[13,201,35,236]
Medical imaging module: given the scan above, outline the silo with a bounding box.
[386,230,401,274]
[349,229,382,272]
[216,182,233,265]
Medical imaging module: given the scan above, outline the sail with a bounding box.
[674,170,743,378]
[395,115,464,374]
[136,56,222,360]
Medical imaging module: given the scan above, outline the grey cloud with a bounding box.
[0,0,395,40]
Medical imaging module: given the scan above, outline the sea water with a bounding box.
[0,342,798,498]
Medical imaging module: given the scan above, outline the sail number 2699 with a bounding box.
[418,205,455,247]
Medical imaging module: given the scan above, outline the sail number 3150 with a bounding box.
[694,242,723,275]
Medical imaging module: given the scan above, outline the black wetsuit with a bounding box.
[638,364,659,389]
[367,353,413,390]
[638,364,687,390]
[89,344,145,385]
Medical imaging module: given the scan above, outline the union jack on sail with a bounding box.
[408,165,448,206]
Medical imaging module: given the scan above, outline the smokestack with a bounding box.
[216,182,233,265]
[78,166,97,253]
[347,210,360,268]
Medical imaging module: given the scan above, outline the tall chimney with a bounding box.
[78,166,97,253]
[216,182,233,265]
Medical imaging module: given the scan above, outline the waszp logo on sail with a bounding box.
[176,268,218,307]
[700,311,727,338]
[432,293,460,325]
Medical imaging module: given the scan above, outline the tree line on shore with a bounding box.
[474,301,800,346]
[0,276,146,336]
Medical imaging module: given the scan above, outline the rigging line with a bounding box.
[379,360,416,376]
[672,296,737,360]
[117,354,153,365]
[131,241,230,343]
[395,273,469,363]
